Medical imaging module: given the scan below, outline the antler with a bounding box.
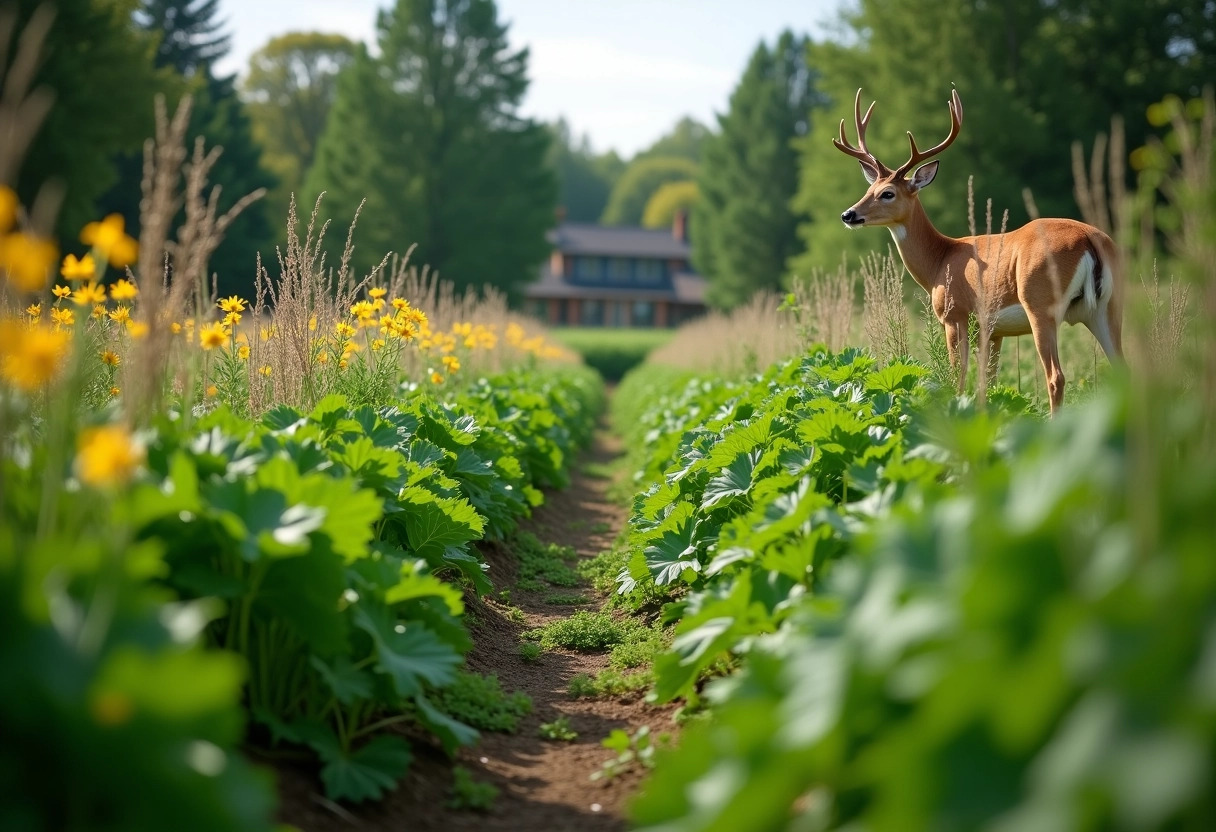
[893,88,964,179]
[832,88,892,177]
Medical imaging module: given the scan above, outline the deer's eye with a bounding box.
[880,191,896,201]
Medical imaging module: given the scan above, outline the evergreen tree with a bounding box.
[99,0,275,296]
[636,116,711,164]
[547,119,619,223]
[695,31,822,309]
[8,0,176,240]
[600,156,698,226]
[307,0,555,299]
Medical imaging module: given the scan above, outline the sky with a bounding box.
[215,0,844,158]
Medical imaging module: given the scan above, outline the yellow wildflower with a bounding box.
[257,365,272,378]
[442,355,461,373]
[125,320,148,339]
[109,277,138,301]
[108,306,131,325]
[92,304,107,320]
[238,344,250,360]
[217,295,247,314]
[0,320,70,391]
[392,298,408,311]
[50,307,75,328]
[80,215,138,268]
[206,384,218,397]
[170,322,182,334]
[369,287,387,300]
[452,322,472,338]
[350,300,376,321]
[26,302,40,319]
[0,186,16,231]
[75,424,144,487]
[342,340,360,356]
[52,284,72,299]
[100,350,120,366]
[260,325,276,341]
[430,371,444,385]
[0,232,58,292]
[371,338,385,352]
[72,282,107,307]
[61,253,97,282]
[198,322,228,350]
[316,350,329,365]
[338,359,348,370]
[109,386,120,397]
[506,322,526,345]
[334,321,355,338]
[223,310,241,327]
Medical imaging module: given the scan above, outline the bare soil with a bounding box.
[274,420,674,831]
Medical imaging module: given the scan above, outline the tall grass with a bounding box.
[646,292,801,376]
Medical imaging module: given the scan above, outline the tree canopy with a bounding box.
[546,119,623,223]
[642,180,698,230]
[600,155,698,226]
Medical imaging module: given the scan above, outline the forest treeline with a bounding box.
[9,0,1214,306]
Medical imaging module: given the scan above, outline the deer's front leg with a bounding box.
[944,320,968,393]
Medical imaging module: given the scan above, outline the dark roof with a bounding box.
[525,266,707,305]
[548,222,691,259]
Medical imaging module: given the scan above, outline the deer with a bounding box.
[833,88,1124,414]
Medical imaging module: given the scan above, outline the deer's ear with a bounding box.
[909,161,939,191]
[859,159,880,184]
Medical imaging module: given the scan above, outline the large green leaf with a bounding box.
[397,485,484,562]
[319,734,413,803]
[353,602,462,697]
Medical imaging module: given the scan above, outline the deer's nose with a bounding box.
[841,209,863,226]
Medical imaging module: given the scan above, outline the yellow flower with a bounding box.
[223,310,241,327]
[52,284,72,299]
[342,340,360,356]
[0,232,57,292]
[75,424,143,487]
[430,371,444,384]
[80,215,138,268]
[452,322,472,337]
[391,298,408,311]
[369,287,387,300]
[257,365,272,378]
[371,338,385,352]
[100,350,120,366]
[0,186,16,232]
[92,304,107,320]
[350,300,376,320]
[108,306,131,325]
[26,302,40,319]
[237,344,250,360]
[125,320,148,339]
[307,315,317,332]
[338,359,348,370]
[109,277,138,300]
[0,320,70,391]
[61,253,97,282]
[199,322,228,350]
[260,325,276,341]
[170,322,182,334]
[316,350,329,365]
[217,295,247,313]
[442,355,461,373]
[50,307,75,328]
[72,282,107,307]
[334,321,355,338]
[205,384,218,397]
[109,386,120,397]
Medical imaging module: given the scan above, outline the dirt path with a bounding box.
[276,418,673,831]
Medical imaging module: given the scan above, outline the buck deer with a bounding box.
[834,88,1123,414]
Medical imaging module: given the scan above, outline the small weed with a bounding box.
[607,622,665,669]
[538,715,578,741]
[434,671,532,733]
[579,546,667,612]
[568,667,652,699]
[447,766,498,811]
[544,592,589,606]
[590,726,668,781]
[503,605,526,624]
[496,588,511,604]
[525,611,632,651]
[519,642,541,663]
[515,532,581,589]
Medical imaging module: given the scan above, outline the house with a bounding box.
[524,212,708,327]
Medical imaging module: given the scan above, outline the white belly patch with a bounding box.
[990,303,1031,336]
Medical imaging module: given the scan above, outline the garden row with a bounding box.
[0,362,601,832]
[611,352,1216,831]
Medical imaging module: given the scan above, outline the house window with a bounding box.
[632,300,654,328]
[610,301,625,327]
[580,299,604,326]
[575,257,603,280]
[608,257,631,283]
[636,259,663,284]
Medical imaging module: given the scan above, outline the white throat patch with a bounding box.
[889,224,908,242]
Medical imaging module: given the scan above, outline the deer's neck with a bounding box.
[887,201,956,294]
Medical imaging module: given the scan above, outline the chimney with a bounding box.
[672,210,688,243]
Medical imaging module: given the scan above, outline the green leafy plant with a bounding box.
[525,611,635,651]
[591,726,666,781]
[538,715,578,741]
[433,671,532,734]
[446,766,498,811]
[518,642,541,663]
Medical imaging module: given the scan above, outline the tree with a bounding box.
[546,119,621,222]
[636,116,711,163]
[243,32,356,224]
[600,156,698,226]
[694,31,822,309]
[306,0,555,299]
[98,0,276,295]
[642,180,698,229]
[135,0,228,75]
[9,0,176,240]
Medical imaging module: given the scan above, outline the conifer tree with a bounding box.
[136,0,228,75]
[307,0,555,299]
[694,31,821,309]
